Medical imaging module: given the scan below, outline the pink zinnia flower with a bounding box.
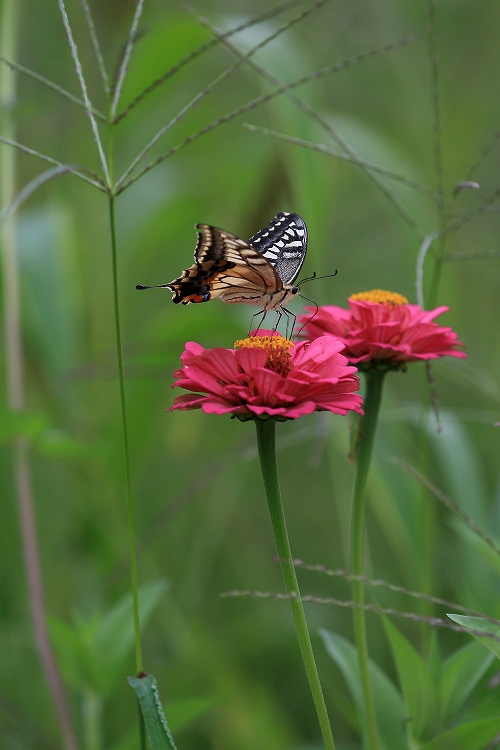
[299,289,466,368]
[169,332,363,420]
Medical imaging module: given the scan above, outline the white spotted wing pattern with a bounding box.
[248,212,308,285]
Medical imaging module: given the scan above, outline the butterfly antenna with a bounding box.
[136,284,170,290]
[297,270,338,286]
[296,293,319,337]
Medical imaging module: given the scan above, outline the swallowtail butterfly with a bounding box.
[136,212,308,316]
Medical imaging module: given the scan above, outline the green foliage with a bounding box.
[418,718,500,750]
[383,617,443,743]
[447,616,500,661]
[2,1,500,748]
[320,629,406,750]
[128,674,177,750]
[49,579,169,696]
[439,642,493,721]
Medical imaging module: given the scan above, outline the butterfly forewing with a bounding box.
[167,224,281,305]
[248,212,308,285]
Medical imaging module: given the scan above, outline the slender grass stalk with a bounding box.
[198,14,423,236]
[290,561,498,619]
[426,0,447,310]
[221,589,500,642]
[0,135,106,189]
[443,249,500,262]
[108,197,143,674]
[255,418,336,750]
[350,370,385,750]
[0,165,73,223]
[1,2,79,748]
[0,55,107,119]
[393,458,500,557]
[57,0,110,184]
[117,33,421,192]
[78,0,110,93]
[113,0,310,124]
[111,0,145,119]
[243,124,442,200]
[118,0,332,188]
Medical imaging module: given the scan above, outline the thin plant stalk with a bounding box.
[350,370,386,750]
[108,196,143,675]
[255,418,336,750]
[0,1,79,748]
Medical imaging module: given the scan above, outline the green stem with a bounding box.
[108,196,142,674]
[255,418,336,750]
[350,369,385,750]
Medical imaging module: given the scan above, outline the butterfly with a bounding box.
[137,212,308,322]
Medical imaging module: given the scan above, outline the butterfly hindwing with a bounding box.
[167,224,281,305]
[248,212,307,285]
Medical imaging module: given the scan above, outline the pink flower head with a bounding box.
[169,331,363,420]
[298,290,466,369]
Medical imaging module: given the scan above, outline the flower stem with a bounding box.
[108,196,143,674]
[255,418,336,750]
[350,369,385,750]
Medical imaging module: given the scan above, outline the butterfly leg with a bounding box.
[272,308,283,336]
[248,309,267,337]
[281,306,296,339]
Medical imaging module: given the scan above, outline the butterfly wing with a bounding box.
[248,212,308,284]
[167,224,282,305]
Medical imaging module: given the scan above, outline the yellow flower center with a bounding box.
[350,289,409,307]
[234,335,294,376]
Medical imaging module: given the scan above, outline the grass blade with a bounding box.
[118,0,333,187]
[78,0,110,93]
[447,616,500,660]
[111,0,145,119]
[0,136,106,190]
[244,124,442,200]
[392,457,500,557]
[427,0,445,212]
[291,560,496,620]
[0,165,74,224]
[419,718,500,750]
[128,674,178,750]
[176,14,424,235]
[220,590,500,642]
[117,33,422,192]
[57,0,110,184]
[0,55,106,120]
[114,0,312,123]
[443,250,500,262]
[416,231,440,307]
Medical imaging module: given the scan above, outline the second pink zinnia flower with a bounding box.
[170,332,363,420]
[299,289,466,367]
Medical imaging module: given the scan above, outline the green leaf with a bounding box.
[128,674,177,750]
[419,718,500,750]
[382,617,442,743]
[320,629,406,750]
[48,615,101,690]
[440,641,493,720]
[49,579,169,697]
[447,615,500,660]
[97,579,169,666]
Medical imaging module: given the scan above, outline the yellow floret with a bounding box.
[350,289,409,306]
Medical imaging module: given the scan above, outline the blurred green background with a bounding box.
[2,0,500,748]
